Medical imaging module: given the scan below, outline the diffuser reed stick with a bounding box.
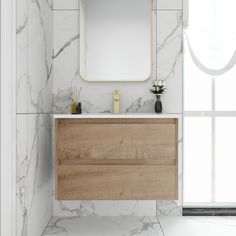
[68,87,81,103]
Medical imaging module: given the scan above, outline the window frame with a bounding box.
[184,76,236,206]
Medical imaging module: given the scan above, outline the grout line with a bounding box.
[53,9,80,11]
[155,9,183,11]
[52,9,182,12]
[157,216,166,236]
[26,0,29,115]
[156,201,158,219]
[181,2,185,209]
[41,216,54,236]
[16,113,52,115]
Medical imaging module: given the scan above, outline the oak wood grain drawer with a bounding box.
[56,118,178,165]
[56,165,177,200]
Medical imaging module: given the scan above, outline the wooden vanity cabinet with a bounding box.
[55,118,178,200]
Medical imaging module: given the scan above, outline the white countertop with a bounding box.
[53,113,182,119]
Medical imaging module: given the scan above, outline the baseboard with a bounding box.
[183,208,236,216]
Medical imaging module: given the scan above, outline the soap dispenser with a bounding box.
[113,89,120,114]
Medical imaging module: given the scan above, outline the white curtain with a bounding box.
[184,0,236,76]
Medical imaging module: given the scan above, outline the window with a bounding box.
[184,0,236,206]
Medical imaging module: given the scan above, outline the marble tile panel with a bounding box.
[43,216,163,236]
[54,201,157,217]
[157,11,183,114]
[27,114,53,236]
[17,0,28,113]
[16,115,28,236]
[156,115,183,216]
[157,0,182,10]
[53,0,79,10]
[177,115,183,216]
[156,201,182,216]
[28,0,53,113]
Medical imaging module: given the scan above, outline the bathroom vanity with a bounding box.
[55,114,179,200]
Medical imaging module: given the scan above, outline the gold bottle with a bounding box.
[113,89,120,114]
[71,102,78,114]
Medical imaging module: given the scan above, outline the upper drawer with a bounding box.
[56,118,178,165]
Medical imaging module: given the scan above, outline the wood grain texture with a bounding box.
[57,165,177,200]
[57,119,177,165]
[175,119,179,198]
[55,118,179,200]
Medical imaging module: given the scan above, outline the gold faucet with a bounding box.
[113,89,120,114]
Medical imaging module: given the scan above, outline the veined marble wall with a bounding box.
[52,0,183,217]
[16,0,53,236]
[16,0,183,233]
[53,2,183,114]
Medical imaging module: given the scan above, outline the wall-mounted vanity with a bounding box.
[55,114,179,200]
[54,0,180,202]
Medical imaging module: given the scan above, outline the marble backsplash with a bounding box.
[53,9,183,114]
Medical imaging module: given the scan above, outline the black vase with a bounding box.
[77,102,82,114]
[155,96,162,113]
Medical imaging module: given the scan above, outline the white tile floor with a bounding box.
[159,216,236,236]
[42,216,236,236]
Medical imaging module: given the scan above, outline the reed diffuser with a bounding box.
[68,87,82,114]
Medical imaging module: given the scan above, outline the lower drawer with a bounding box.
[56,165,177,200]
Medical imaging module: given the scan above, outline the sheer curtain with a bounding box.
[184,0,236,76]
[184,0,236,205]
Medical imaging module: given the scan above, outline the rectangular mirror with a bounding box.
[80,0,152,82]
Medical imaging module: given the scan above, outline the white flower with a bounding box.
[157,80,165,86]
[154,80,158,86]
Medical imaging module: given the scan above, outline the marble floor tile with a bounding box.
[42,216,236,236]
[42,216,163,236]
[158,216,236,236]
